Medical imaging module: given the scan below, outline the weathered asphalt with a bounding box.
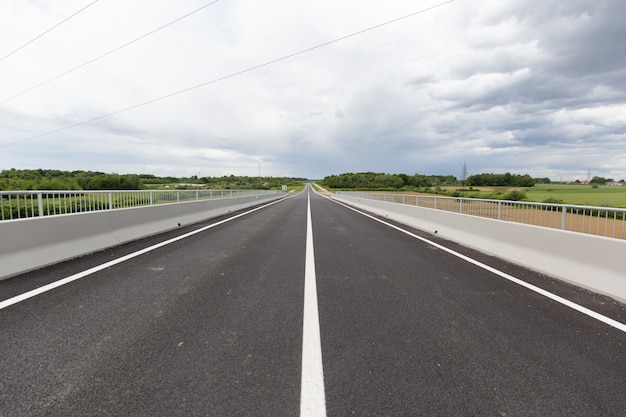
[1,186,625,416]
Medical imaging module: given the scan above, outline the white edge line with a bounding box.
[300,186,327,417]
[329,197,626,334]
[0,196,289,311]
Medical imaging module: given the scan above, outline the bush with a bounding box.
[503,190,527,201]
[543,197,564,204]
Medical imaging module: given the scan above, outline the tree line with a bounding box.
[0,169,142,190]
[321,172,458,190]
[0,168,542,191]
[321,172,536,190]
[465,172,535,187]
[0,169,304,191]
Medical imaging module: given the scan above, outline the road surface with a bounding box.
[1,185,625,416]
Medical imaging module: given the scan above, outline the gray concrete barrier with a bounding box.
[0,194,284,280]
[333,194,626,303]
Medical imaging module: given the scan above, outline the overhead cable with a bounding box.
[0,0,221,104]
[0,0,99,64]
[1,0,455,148]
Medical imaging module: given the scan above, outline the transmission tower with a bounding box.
[461,162,468,188]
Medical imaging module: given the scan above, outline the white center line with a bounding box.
[300,188,327,417]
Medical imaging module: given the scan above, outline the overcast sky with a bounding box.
[0,0,624,181]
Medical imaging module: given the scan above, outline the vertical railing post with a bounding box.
[498,201,502,220]
[561,206,567,230]
[150,191,154,206]
[459,198,463,214]
[37,192,44,217]
[108,192,113,210]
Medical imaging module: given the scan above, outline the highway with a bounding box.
[1,185,625,416]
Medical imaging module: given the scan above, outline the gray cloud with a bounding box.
[0,0,625,181]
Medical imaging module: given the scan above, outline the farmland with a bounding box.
[525,184,626,207]
[440,184,626,208]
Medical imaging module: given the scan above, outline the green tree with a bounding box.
[466,172,535,187]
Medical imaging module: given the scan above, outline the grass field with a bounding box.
[524,184,626,207]
[439,184,626,207]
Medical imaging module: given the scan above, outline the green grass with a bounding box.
[330,183,626,208]
[525,184,626,207]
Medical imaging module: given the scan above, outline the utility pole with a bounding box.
[461,162,468,189]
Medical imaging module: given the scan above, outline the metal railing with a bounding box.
[0,189,282,221]
[338,192,626,240]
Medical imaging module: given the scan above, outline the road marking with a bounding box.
[330,197,626,334]
[0,197,288,311]
[300,188,327,417]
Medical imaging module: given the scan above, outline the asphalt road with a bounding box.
[1,185,625,416]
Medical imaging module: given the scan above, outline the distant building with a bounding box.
[175,183,210,189]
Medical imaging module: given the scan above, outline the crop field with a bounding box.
[525,184,626,207]
[442,184,626,208]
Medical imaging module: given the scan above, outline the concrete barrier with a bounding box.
[0,194,284,280]
[333,194,626,303]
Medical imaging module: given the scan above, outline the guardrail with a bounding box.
[0,189,282,221]
[338,192,626,240]
[1,191,285,280]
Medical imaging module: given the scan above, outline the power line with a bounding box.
[0,0,222,104]
[0,0,99,64]
[1,0,455,149]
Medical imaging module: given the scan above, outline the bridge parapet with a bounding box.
[333,193,626,304]
[1,189,280,221]
[0,192,284,280]
[337,191,626,240]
